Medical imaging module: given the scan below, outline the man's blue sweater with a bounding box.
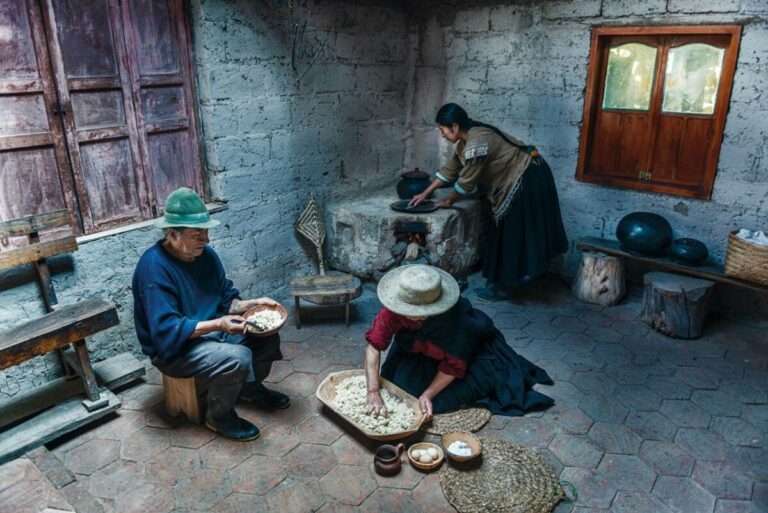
[132,241,240,361]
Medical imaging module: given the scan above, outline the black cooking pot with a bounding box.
[669,238,708,265]
[616,212,673,256]
[396,168,432,200]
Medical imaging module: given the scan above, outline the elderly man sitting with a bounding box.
[132,187,289,441]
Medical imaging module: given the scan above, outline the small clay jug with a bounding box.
[374,443,405,476]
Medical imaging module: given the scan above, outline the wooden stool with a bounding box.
[290,273,361,328]
[572,251,626,306]
[642,272,715,339]
[162,374,203,424]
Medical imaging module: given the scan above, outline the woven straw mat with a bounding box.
[423,407,491,435]
[439,436,564,513]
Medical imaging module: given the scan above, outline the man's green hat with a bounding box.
[154,187,220,229]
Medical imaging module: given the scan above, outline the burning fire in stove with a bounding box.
[379,221,431,272]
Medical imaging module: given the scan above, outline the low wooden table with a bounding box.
[576,237,768,294]
[289,274,362,328]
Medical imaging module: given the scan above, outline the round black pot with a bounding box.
[616,212,673,256]
[669,238,709,265]
[396,168,432,200]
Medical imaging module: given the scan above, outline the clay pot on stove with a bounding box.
[374,443,405,476]
[396,168,432,200]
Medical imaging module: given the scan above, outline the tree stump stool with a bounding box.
[162,374,203,425]
[642,272,715,339]
[572,251,626,306]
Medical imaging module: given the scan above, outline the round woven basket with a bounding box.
[442,431,482,463]
[724,231,768,286]
[424,407,491,435]
[439,436,564,513]
[243,303,288,337]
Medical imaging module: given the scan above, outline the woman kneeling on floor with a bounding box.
[363,264,554,420]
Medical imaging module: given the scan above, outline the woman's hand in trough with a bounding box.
[418,393,434,421]
[366,391,388,417]
[435,198,453,209]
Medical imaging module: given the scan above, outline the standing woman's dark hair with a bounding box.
[435,103,471,131]
[435,103,527,151]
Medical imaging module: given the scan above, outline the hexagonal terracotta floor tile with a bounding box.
[121,426,170,462]
[87,460,146,500]
[281,372,323,398]
[412,473,453,513]
[297,414,345,445]
[251,424,302,458]
[210,492,269,513]
[145,446,201,486]
[114,483,174,513]
[359,488,423,513]
[283,443,337,479]
[200,435,253,470]
[331,434,377,466]
[373,459,425,490]
[229,454,287,495]
[173,467,232,511]
[63,437,120,475]
[264,476,325,513]
[169,422,218,449]
[320,464,377,505]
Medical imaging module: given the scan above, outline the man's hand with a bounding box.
[366,391,388,417]
[418,392,434,421]
[218,315,247,334]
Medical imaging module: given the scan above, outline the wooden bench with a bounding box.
[162,374,203,425]
[0,210,128,463]
[576,237,768,294]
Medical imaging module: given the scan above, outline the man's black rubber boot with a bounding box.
[205,410,260,441]
[240,382,291,410]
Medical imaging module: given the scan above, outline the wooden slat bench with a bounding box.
[576,237,768,294]
[0,210,127,463]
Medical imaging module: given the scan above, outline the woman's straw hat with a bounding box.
[377,265,460,317]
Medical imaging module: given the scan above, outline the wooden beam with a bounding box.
[0,237,78,271]
[0,352,145,430]
[0,298,119,369]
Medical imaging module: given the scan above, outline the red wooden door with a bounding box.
[120,0,204,211]
[0,1,78,228]
[42,0,150,233]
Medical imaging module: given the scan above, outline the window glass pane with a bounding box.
[602,43,658,111]
[662,43,724,115]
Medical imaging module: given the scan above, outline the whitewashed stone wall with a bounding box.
[405,0,768,319]
[0,0,411,397]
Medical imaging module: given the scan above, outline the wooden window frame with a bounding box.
[576,25,741,199]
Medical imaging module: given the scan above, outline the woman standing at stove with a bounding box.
[410,103,568,302]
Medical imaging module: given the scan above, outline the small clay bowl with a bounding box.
[243,303,288,337]
[442,431,482,463]
[407,442,444,471]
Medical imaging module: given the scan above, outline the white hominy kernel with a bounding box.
[331,375,415,435]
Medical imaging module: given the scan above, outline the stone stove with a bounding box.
[325,188,486,279]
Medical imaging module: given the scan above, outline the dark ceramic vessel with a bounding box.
[374,443,405,476]
[616,212,673,256]
[669,238,709,265]
[396,168,432,200]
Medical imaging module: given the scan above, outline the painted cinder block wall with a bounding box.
[0,0,411,398]
[405,0,768,319]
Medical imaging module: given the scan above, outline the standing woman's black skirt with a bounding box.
[483,157,568,286]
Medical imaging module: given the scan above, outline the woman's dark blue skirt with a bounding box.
[483,157,568,286]
[380,329,554,416]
